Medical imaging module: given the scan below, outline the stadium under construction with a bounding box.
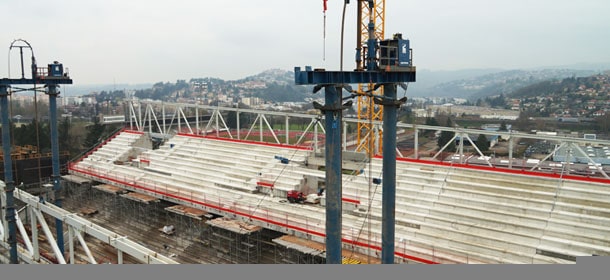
[2,100,610,264]
[2,0,610,264]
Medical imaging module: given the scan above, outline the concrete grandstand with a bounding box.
[3,101,610,264]
[64,127,610,264]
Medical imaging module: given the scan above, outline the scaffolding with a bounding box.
[273,235,326,264]
[58,177,377,264]
[203,217,262,263]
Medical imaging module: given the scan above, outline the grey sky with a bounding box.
[1,0,609,85]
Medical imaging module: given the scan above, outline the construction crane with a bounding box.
[356,0,386,156]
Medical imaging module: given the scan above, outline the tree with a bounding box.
[437,118,456,151]
[476,134,490,152]
[84,118,106,149]
[499,121,507,131]
[59,117,80,158]
[398,106,414,124]
[423,116,439,137]
[225,103,251,129]
[515,110,533,132]
[13,119,50,152]
[595,114,610,134]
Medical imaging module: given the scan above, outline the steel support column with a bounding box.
[285,116,290,145]
[381,84,398,264]
[323,85,343,264]
[414,126,419,159]
[47,85,64,255]
[508,136,514,169]
[296,62,415,264]
[0,85,18,263]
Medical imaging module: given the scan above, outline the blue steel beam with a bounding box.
[0,85,18,263]
[294,66,415,85]
[0,78,72,86]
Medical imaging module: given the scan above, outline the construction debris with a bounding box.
[160,225,175,235]
[79,207,98,216]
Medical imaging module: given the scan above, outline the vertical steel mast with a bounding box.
[356,0,385,157]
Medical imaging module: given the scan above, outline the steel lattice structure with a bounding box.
[356,0,385,156]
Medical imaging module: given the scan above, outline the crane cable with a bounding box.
[323,0,327,61]
[33,82,43,184]
[339,0,348,71]
[7,49,16,183]
[245,119,320,226]
[6,41,44,186]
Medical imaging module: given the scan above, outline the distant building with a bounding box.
[584,134,597,140]
[12,115,34,124]
[62,95,96,106]
[481,123,512,132]
[481,124,512,140]
[413,108,434,118]
[535,131,558,136]
[241,97,263,106]
[427,105,519,120]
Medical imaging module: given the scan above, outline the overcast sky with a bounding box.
[1,0,609,85]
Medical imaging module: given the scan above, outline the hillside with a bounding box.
[415,69,598,100]
[130,69,310,103]
[67,65,610,104]
[509,73,610,99]
[236,69,311,102]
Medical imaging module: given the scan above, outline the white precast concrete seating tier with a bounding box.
[165,151,301,192]
[69,132,610,264]
[350,150,607,262]
[79,130,145,163]
[190,136,310,161]
[340,160,556,263]
[392,162,610,262]
[363,191,543,263]
[147,159,259,193]
[160,135,312,191]
[77,161,329,230]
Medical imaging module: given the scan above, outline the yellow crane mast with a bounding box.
[356,0,385,156]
